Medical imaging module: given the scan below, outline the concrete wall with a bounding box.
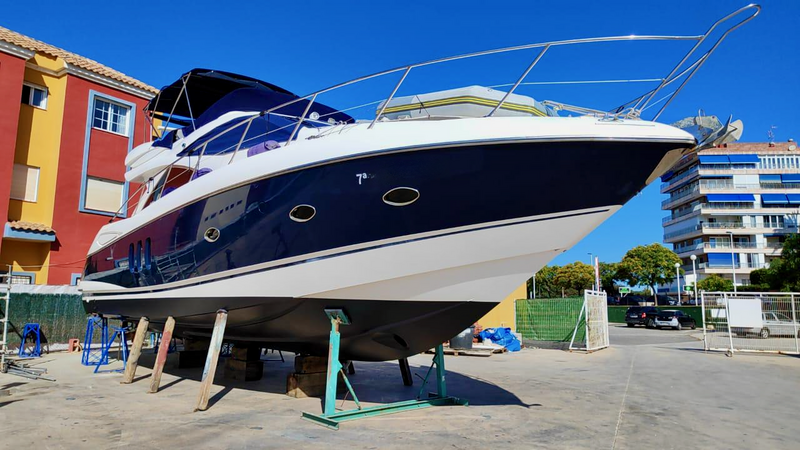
[476,282,526,331]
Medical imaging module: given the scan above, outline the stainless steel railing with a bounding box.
[180,4,761,149]
[116,4,759,221]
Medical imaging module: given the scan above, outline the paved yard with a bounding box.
[1,324,798,449]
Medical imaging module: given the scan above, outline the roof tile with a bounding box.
[0,26,157,94]
[7,221,56,234]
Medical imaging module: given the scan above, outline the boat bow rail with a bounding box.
[113,4,758,221]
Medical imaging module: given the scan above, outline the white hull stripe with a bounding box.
[85,206,610,298]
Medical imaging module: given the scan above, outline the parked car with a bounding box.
[653,310,696,330]
[625,306,660,327]
[607,296,620,305]
[732,312,799,339]
[656,294,678,306]
[619,295,643,306]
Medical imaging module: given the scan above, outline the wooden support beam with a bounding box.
[194,309,227,412]
[121,317,149,384]
[148,316,175,394]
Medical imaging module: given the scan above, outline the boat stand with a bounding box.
[302,309,468,430]
[94,325,129,373]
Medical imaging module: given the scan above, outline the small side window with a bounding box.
[145,238,152,270]
[136,241,142,271]
[128,243,135,273]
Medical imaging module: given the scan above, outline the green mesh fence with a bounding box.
[1,292,88,348]
[515,298,586,342]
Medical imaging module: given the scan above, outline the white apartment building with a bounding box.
[661,141,800,288]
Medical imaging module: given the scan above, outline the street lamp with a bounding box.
[726,231,737,293]
[675,262,681,305]
[690,254,698,304]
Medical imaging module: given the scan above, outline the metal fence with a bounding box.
[570,290,610,352]
[701,291,800,356]
[0,285,88,351]
[515,297,585,343]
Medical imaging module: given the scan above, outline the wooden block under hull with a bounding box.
[286,372,345,398]
[293,355,329,374]
[224,358,264,382]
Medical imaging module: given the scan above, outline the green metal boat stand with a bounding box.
[302,309,468,430]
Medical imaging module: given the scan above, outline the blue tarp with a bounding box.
[479,327,521,352]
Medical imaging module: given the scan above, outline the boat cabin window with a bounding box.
[143,166,195,209]
[179,114,331,158]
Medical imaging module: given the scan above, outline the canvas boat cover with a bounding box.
[377,85,555,120]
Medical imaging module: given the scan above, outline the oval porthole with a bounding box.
[204,227,220,243]
[289,204,316,223]
[383,187,420,206]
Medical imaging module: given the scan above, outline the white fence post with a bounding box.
[701,290,708,351]
[724,292,735,355]
[791,294,799,355]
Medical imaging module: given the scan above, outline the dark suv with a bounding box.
[625,306,660,327]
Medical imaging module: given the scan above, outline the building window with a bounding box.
[93,98,130,135]
[0,271,35,285]
[10,164,40,202]
[21,83,47,109]
[84,177,124,213]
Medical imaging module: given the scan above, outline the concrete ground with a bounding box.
[1,324,798,449]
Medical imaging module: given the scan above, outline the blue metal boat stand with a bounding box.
[94,325,129,374]
[81,316,109,366]
[18,323,42,358]
[301,309,468,430]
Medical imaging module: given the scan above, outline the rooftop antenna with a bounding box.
[768,125,777,144]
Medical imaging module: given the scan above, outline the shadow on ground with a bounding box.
[126,351,533,409]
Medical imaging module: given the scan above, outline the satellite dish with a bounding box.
[728,119,744,142]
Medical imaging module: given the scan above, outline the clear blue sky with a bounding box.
[3,1,798,265]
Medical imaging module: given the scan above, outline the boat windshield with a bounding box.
[176,113,334,157]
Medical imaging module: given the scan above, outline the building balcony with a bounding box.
[663,223,797,243]
[681,261,770,274]
[662,203,800,227]
[661,164,800,194]
[661,181,800,210]
[660,166,699,193]
[674,242,783,256]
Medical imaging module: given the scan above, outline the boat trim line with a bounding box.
[84,207,611,298]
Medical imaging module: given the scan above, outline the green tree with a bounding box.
[529,265,559,298]
[619,243,682,302]
[599,262,621,295]
[554,262,594,297]
[697,274,733,292]
[778,234,800,290]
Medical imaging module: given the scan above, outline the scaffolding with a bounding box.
[0,266,10,371]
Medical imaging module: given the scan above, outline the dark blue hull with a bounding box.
[83,139,688,361]
[84,140,683,289]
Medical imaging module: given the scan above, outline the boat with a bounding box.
[80,5,759,361]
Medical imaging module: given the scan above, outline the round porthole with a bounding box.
[289,204,316,222]
[383,187,420,206]
[204,227,220,243]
